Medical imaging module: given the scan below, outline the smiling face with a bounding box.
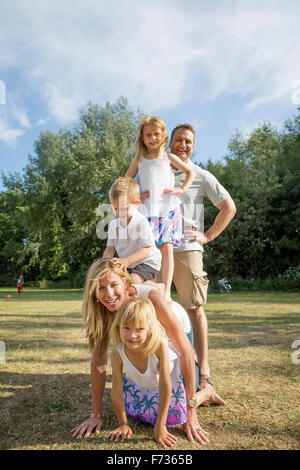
[120,321,148,351]
[170,127,195,163]
[142,123,165,153]
[96,271,130,312]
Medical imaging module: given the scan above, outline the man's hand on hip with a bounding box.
[184,227,210,245]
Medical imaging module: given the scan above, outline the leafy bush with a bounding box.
[208,268,300,292]
[275,265,300,290]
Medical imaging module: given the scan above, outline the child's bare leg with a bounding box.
[129,272,145,284]
[158,243,173,302]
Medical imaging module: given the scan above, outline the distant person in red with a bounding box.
[17,273,24,299]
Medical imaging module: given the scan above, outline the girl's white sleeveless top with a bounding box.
[116,344,160,388]
[137,152,179,217]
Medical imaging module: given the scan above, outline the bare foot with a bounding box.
[198,383,227,407]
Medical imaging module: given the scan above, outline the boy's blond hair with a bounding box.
[110,297,165,356]
[129,115,168,162]
[109,177,140,204]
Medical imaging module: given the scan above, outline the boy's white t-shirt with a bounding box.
[107,209,162,271]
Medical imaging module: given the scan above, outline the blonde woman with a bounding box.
[71,259,219,444]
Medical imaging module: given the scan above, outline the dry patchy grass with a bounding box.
[0,288,299,450]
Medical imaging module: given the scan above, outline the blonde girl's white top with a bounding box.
[115,344,161,388]
[137,152,180,218]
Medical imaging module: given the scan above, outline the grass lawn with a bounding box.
[0,288,299,450]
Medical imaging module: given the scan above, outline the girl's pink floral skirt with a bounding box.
[148,207,182,247]
[123,374,187,427]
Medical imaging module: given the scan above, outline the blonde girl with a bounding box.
[126,116,195,302]
[108,297,187,449]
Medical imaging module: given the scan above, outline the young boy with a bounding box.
[103,177,162,285]
[17,273,24,299]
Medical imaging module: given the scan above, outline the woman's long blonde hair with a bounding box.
[83,258,132,356]
[129,115,168,163]
[110,297,165,356]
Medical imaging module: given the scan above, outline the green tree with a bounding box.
[21,97,140,283]
[203,114,300,280]
[0,174,27,284]
[1,101,299,287]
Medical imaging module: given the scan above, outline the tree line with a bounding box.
[1,98,299,289]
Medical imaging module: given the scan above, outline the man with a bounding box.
[169,124,236,405]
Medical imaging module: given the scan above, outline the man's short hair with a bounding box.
[109,177,140,203]
[170,123,196,144]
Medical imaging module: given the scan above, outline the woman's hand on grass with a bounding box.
[154,423,177,449]
[183,408,209,445]
[107,424,132,442]
[71,415,103,439]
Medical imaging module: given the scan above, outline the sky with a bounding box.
[1,0,300,187]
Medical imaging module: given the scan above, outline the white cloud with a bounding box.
[0,0,299,127]
[185,3,300,110]
[0,117,26,144]
[45,83,83,125]
[0,89,30,145]
[35,117,49,126]
[0,93,30,146]
[10,105,30,128]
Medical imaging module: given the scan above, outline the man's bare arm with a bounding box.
[185,196,236,245]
